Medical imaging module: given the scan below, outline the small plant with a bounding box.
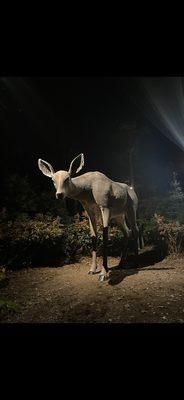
[0,298,21,316]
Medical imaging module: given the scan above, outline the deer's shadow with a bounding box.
[108,247,172,286]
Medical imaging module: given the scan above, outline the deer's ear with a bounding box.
[38,159,55,178]
[68,153,84,177]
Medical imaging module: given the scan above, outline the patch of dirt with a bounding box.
[1,246,184,323]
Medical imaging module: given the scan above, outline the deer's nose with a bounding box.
[56,193,63,200]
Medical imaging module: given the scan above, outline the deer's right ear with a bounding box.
[38,159,55,178]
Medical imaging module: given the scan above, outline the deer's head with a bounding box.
[38,153,84,199]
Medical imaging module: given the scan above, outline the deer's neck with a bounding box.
[66,178,83,199]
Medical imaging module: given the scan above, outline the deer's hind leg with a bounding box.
[116,215,131,268]
[126,205,139,260]
[99,207,110,282]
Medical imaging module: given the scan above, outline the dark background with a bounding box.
[0,76,184,199]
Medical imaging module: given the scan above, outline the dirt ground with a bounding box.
[1,245,184,323]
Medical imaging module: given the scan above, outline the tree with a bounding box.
[118,122,149,188]
[170,172,184,202]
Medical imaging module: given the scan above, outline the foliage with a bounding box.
[139,196,184,228]
[154,214,184,255]
[0,214,134,268]
[168,172,184,223]
[0,213,65,268]
[0,174,72,224]
[48,220,126,263]
[62,221,91,262]
[0,298,20,316]
[170,172,184,202]
[6,213,63,244]
[138,217,157,246]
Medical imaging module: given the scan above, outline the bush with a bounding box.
[138,217,158,246]
[0,214,94,268]
[61,221,137,262]
[0,213,65,268]
[62,221,91,262]
[154,213,184,255]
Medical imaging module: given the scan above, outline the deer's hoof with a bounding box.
[99,274,106,282]
[88,271,95,275]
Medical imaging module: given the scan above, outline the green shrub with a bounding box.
[154,213,184,255]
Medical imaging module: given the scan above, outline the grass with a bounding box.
[0,298,21,314]
[0,269,21,317]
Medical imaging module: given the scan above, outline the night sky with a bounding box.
[1,76,184,196]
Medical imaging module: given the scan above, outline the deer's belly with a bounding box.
[109,204,127,218]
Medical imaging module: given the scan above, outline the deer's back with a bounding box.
[73,171,131,212]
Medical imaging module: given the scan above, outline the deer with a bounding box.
[38,153,141,282]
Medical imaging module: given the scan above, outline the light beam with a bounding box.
[140,77,184,151]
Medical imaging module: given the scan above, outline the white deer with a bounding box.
[38,153,140,282]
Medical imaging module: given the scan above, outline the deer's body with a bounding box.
[55,170,138,218]
[38,154,140,281]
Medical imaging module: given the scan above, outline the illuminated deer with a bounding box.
[38,153,140,282]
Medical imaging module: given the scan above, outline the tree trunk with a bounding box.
[129,146,135,187]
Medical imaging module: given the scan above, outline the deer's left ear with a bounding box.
[68,153,84,177]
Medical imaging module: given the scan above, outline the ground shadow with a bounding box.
[108,246,171,286]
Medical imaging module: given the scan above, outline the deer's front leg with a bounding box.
[88,235,98,274]
[99,207,110,282]
[86,211,98,275]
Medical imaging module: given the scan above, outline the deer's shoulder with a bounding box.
[75,171,111,183]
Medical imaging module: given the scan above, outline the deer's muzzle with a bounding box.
[56,193,63,200]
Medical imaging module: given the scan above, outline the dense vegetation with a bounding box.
[1,172,184,270]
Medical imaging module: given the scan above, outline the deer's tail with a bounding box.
[127,186,144,249]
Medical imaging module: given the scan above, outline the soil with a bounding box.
[1,245,184,323]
